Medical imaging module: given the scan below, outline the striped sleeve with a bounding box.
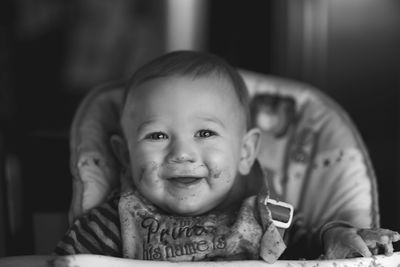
[54,195,122,257]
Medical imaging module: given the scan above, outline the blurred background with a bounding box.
[1,0,400,256]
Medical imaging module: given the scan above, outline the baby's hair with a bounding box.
[123,50,251,128]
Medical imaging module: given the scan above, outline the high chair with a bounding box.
[58,70,391,266]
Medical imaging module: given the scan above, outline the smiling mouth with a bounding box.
[168,177,203,187]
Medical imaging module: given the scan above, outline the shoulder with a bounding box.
[54,192,122,256]
[82,191,121,228]
[69,191,121,247]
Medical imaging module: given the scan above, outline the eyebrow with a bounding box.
[196,115,226,128]
[135,115,226,133]
[136,119,159,133]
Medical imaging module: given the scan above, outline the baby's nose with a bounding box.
[167,138,198,163]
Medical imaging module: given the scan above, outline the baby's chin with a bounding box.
[159,200,218,217]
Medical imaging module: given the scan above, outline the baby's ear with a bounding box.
[110,134,130,169]
[239,128,261,175]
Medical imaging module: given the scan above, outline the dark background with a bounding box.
[1,0,399,256]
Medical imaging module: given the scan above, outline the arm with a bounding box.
[283,147,379,259]
[321,221,400,259]
[56,195,122,256]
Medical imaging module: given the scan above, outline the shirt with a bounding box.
[55,189,285,262]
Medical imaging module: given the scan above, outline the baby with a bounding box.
[55,51,399,262]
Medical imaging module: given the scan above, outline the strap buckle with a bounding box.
[264,198,294,229]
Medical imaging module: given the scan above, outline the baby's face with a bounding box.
[121,75,248,216]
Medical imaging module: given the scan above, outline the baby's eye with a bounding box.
[195,129,217,138]
[145,132,168,140]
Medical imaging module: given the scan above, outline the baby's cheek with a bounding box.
[142,161,161,184]
[203,149,237,179]
[206,161,235,186]
[209,165,223,179]
[131,157,160,183]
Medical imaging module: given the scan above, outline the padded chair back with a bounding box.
[241,70,379,231]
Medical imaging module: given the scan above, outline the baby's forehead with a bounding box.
[128,74,240,102]
[122,75,248,128]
